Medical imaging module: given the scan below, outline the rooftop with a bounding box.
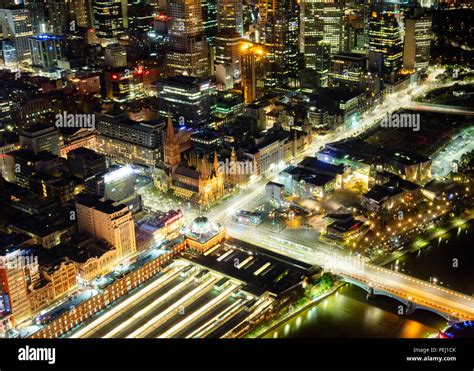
[364,184,404,202]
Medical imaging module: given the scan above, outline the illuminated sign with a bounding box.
[164,210,183,226]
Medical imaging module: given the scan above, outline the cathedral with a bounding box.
[154,113,224,205]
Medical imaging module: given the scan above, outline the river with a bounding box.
[263,221,472,338]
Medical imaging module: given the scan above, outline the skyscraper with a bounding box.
[217,0,243,36]
[72,0,94,28]
[105,43,127,68]
[93,0,127,41]
[157,75,214,128]
[299,0,345,68]
[28,34,65,68]
[368,4,403,80]
[257,0,299,86]
[403,9,432,72]
[215,29,242,87]
[128,1,154,60]
[240,43,267,103]
[167,0,209,78]
[202,0,218,46]
[0,8,34,64]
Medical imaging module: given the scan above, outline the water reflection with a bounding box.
[264,221,472,338]
[264,286,444,338]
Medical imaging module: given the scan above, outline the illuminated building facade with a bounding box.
[72,0,94,28]
[85,165,141,212]
[0,248,34,325]
[403,10,432,72]
[202,0,218,46]
[128,2,154,60]
[29,247,180,338]
[257,0,299,86]
[0,8,34,64]
[300,0,345,62]
[217,0,243,36]
[185,216,226,253]
[157,75,214,128]
[93,0,127,41]
[240,43,267,104]
[215,30,242,87]
[329,52,368,90]
[28,34,64,69]
[167,0,209,78]
[368,4,403,80]
[95,112,165,167]
[76,196,137,259]
[104,68,132,102]
[155,114,224,204]
[104,43,127,68]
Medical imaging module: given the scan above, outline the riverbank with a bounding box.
[245,283,344,338]
[373,209,474,268]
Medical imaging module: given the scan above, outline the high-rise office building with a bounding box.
[257,0,299,86]
[93,0,127,41]
[76,196,137,259]
[72,0,94,28]
[157,75,214,128]
[240,43,267,104]
[344,10,367,54]
[19,124,60,156]
[403,9,432,72]
[167,0,209,78]
[368,4,403,80]
[25,0,46,34]
[28,34,65,68]
[105,43,127,67]
[202,0,218,46]
[44,0,73,34]
[95,111,165,166]
[300,0,345,68]
[0,248,33,324]
[217,0,243,36]
[128,2,154,60]
[215,29,242,87]
[0,8,34,64]
[329,52,368,90]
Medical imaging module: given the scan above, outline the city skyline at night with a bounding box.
[0,0,473,369]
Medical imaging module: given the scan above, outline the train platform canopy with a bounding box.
[183,237,320,297]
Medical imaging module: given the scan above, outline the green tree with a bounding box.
[320,272,334,290]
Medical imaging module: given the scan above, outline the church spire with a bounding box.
[213,150,219,174]
[200,156,208,179]
[166,111,175,141]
